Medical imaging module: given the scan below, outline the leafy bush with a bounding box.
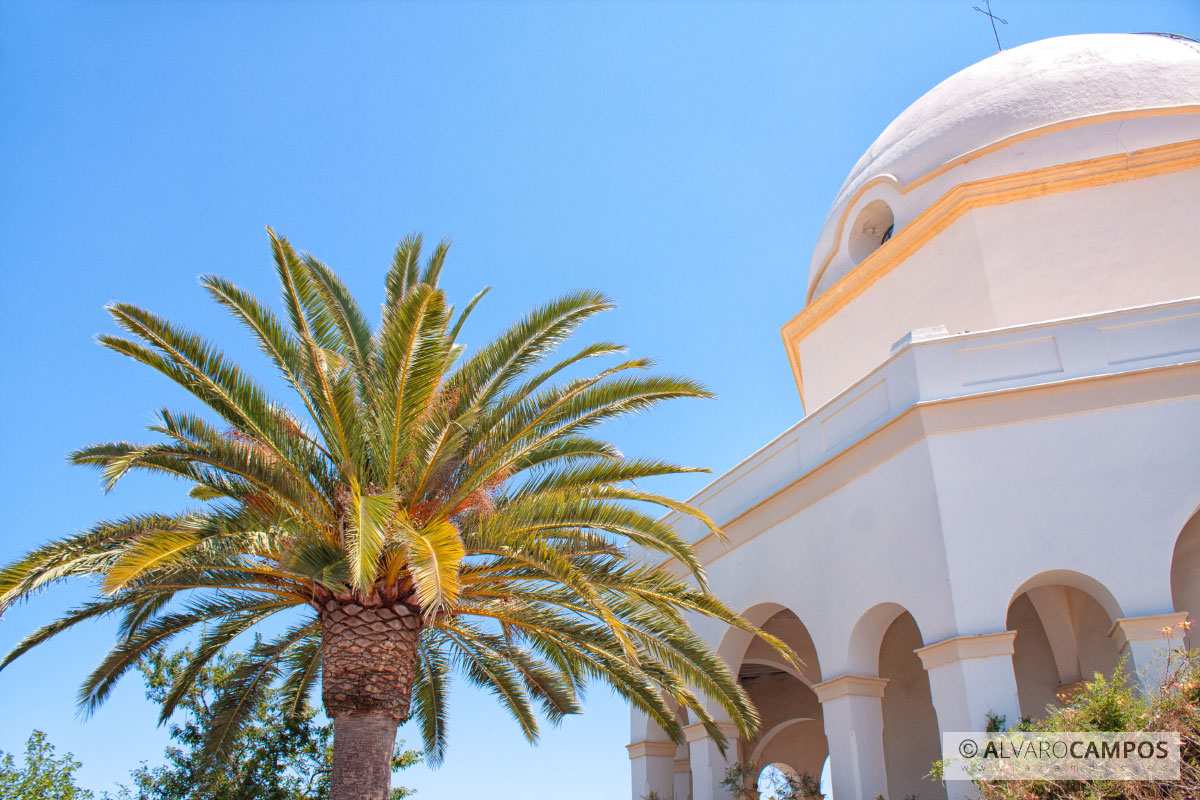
[941,624,1199,800]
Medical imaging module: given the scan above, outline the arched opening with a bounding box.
[879,611,944,800]
[1007,570,1123,720]
[1172,508,1200,649]
[845,603,944,800]
[755,760,831,799]
[848,199,895,263]
[732,608,828,794]
[756,763,797,799]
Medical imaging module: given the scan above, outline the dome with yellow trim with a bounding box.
[806,33,1200,302]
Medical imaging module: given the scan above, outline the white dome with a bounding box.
[807,33,1200,300]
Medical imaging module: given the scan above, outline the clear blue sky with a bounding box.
[1,1,1196,797]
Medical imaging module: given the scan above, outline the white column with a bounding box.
[628,739,679,800]
[1108,612,1189,689]
[916,632,1021,800]
[630,708,680,800]
[916,631,1021,730]
[685,721,738,800]
[673,754,692,800]
[813,674,889,800]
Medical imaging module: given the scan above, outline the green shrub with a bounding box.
[934,625,1199,800]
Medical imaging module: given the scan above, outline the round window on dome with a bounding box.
[848,199,896,264]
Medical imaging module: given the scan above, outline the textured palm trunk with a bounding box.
[321,599,422,800]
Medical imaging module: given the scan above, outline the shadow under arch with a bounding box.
[1007,568,1125,721]
[749,718,817,764]
[1172,506,1200,648]
[1009,568,1125,623]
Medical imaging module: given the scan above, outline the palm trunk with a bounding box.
[320,599,422,800]
[331,711,402,800]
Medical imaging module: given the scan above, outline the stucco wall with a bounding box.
[808,33,1200,300]
[691,438,956,679]
[928,390,1200,635]
[743,674,827,779]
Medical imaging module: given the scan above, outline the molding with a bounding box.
[674,757,691,774]
[812,674,889,703]
[804,105,1200,305]
[683,720,739,744]
[626,739,679,760]
[670,359,1200,570]
[1108,612,1190,650]
[915,631,1017,670]
[782,135,1200,403]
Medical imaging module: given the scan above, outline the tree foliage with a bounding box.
[0,730,93,800]
[110,646,419,800]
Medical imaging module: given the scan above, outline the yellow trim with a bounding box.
[782,135,1200,403]
[805,105,1200,304]
[779,324,806,403]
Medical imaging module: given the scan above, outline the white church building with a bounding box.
[627,33,1200,800]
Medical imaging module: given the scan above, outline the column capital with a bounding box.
[683,720,738,744]
[812,673,889,703]
[915,631,1016,670]
[627,739,679,759]
[1108,612,1189,649]
[674,757,691,774]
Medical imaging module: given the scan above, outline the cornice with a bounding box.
[626,740,679,759]
[915,631,1017,671]
[812,674,889,702]
[1108,612,1190,649]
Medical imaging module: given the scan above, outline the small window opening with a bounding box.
[848,199,896,264]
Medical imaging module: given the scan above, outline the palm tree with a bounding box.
[0,231,794,800]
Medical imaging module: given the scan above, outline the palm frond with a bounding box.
[200,622,315,764]
[406,519,464,616]
[412,637,451,765]
[345,482,398,589]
